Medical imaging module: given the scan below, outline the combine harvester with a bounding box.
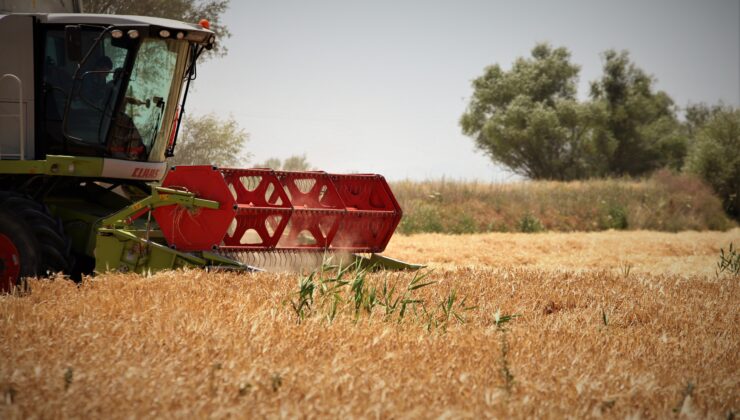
[0,0,416,292]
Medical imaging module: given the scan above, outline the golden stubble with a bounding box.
[387,228,740,276]
[0,230,738,418]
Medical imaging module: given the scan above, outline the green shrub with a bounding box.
[518,213,544,233]
[685,108,740,219]
[602,204,628,230]
[450,213,477,234]
[399,203,443,234]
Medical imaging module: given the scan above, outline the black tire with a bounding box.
[0,193,73,293]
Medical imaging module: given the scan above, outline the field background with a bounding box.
[1,228,738,418]
[393,171,736,234]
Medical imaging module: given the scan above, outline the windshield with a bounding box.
[115,38,189,161]
[43,29,190,162]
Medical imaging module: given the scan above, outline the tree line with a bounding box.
[460,44,739,218]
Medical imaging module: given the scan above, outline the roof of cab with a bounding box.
[47,13,210,31]
[40,13,215,44]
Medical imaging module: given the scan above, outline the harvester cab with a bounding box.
[1,5,209,172]
[0,2,417,292]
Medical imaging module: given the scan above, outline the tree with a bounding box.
[462,45,688,180]
[168,113,250,167]
[258,158,283,170]
[589,50,686,175]
[460,44,602,180]
[84,0,231,59]
[684,107,740,218]
[257,154,313,171]
[282,155,313,171]
[684,102,726,139]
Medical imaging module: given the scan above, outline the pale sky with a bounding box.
[187,0,740,181]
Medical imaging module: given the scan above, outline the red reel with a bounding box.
[152,166,402,254]
[152,166,236,251]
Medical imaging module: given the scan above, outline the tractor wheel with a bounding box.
[0,193,73,293]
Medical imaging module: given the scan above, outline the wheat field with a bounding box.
[1,229,738,418]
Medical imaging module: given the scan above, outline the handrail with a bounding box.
[0,73,24,160]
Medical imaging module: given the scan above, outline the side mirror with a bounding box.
[65,25,82,62]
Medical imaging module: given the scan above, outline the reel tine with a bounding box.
[216,248,349,273]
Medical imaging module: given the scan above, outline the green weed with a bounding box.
[716,243,740,277]
[290,273,316,323]
[287,260,482,333]
[493,310,519,395]
[619,261,633,278]
[601,308,609,327]
[437,289,476,332]
[63,367,73,391]
[378,271,435,322]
